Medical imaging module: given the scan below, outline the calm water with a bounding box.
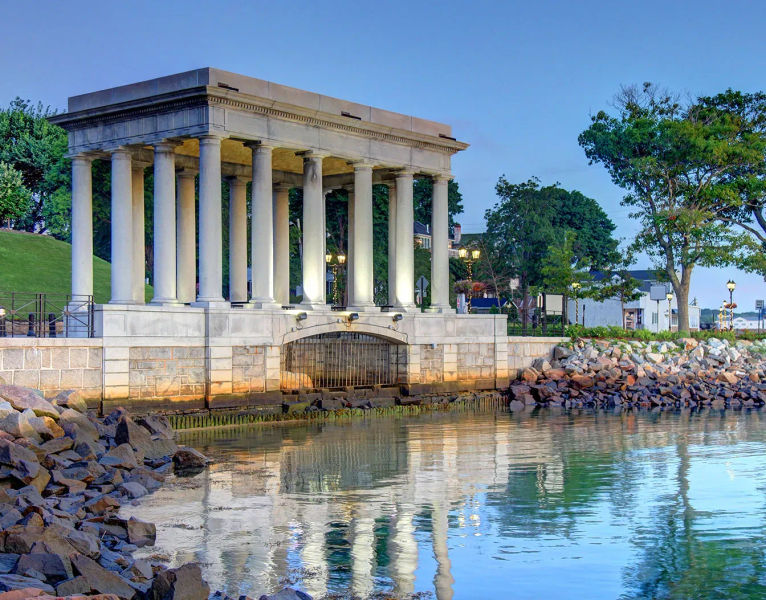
[124,408,766,599]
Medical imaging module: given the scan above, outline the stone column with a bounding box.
[350,162,375,310]
[273,184,291,306]
[346,186,355,307]
[71,155,93,299]
[228,176,248,303]
[394,170,416,310]
[176,169,197,304]
[428,173,453,313]
[109,148,134,304]
[196,135,225,304]
[301,153,327,308]
[250,143,279,308]
[387,182,397,306]
[151,143,178,304]
[131,164,146,304]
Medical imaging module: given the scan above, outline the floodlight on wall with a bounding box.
[295,312,308,322]
[392,313,403,322]
[347,312,359,323]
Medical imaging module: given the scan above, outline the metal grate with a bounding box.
[281,332,405,391]
[0,292,94,338]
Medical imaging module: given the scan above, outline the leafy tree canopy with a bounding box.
[482,177,618,295]
[579,83,766,330]
[0,161,31,225]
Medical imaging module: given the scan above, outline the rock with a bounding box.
[679,337,698,350]
[172,447,209,472]
[135,415,174,440]
[258,589,313,600]
[104,444,138,469]
[553,346,573,360]
[125,517,156,547]
[0,413,37,441]
[55,575,91,596]
[39,437,73,454]
[0,387,58,420]
[148,563,209,600]
[0,588,49,600]
[0,556,18,576]
[118,481,147,499]
[531,358,551,372]
[51,390,88,414]
[646,353,664,364]
[571,374,594,389]
[718,372,739,385]
[520,368,538,384]
[70,553,136,599]
[0,439,39,476]
[0,574,54,594]
[15,553,72,583]
[25,414,64,441]
[58,409,99,441]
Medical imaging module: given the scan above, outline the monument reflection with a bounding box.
[122,409,766,599]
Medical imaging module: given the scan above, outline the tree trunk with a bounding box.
[670,267,693,333]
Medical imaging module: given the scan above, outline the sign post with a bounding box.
[757,299,764,333]
[416,276,429,313]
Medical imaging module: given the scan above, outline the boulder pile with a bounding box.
[511,337,766,410]
[0,385,211,599]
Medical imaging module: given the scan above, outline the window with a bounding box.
[651,312,658,324]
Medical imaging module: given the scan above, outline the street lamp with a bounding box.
[571,281,582,325]
[666,290,673,332]
[726,279,736,330]
[458,247,480,281]
[325,252,346,305]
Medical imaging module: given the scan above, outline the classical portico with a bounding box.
[50,68,512,410]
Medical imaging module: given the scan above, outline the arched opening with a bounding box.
[281,331,406,391]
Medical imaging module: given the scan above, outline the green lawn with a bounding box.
[0,229,151,304]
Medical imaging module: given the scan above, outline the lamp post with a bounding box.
[666,290,673,332]
[458,247,481,312]
[726,279,736,330]
[458,247,481,281]
[571,281,581,325]
[325,252,346,306]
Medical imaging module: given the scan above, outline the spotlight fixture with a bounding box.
[295,312,308,322]
[347,312,359,322]
[392,313,403,322]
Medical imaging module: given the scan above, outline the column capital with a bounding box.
[348,160,375,170]
[274,182,292,192]
[296,150,330,160]
[196,133,226,144]
[110,146,133,158]
[394,168,416,178]
[132,160,152,170]
[226,175,250,185]
[245,140,276,152]
[153,141,181,153]
[430,172,453,182]
[70,153,95,164]
[176,167,198,178]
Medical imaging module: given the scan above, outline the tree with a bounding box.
[579,83,766,331]
[0,161,30,225]
[413,177,464,230]
[483,177,618,299]
[540,230,592,294]
[589,258,644,328]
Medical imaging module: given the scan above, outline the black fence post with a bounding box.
[542,293,548,335]
[48,313,56,338]
[27,313,35,337]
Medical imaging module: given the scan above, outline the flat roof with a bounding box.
[67,67,454,139]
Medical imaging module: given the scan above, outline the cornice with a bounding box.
[49,86,469,156]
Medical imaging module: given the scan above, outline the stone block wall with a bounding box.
[457,342,496,381]
[127,346,205,404]
[0,339,102,401]
[506,336,565,377]
[420,344,444,383]
[232,345,266,394]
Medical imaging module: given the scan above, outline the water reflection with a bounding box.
[123,408,766,599]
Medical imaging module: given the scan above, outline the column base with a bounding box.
[299,301,333,311]
[392,304,420,313]
[149,298,181,306]
[426,305,456,314]
[248,299,283,310]
[191,300,230,309]
[346,304,381,313]
[108,300,135,305]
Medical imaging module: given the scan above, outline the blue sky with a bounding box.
[1,0,765,310]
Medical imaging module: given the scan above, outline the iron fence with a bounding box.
[505,293,567,337]
[0,292,95,338]
[281,332,406,391]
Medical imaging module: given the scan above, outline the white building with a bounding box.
[567,270,701,331]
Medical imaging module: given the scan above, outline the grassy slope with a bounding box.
[0,229,150,304]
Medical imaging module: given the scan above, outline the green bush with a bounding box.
[563,324,766,342]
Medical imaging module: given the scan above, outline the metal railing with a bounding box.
[281,332,405,391]
[0,292,95,338]
[507,309,566,337]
